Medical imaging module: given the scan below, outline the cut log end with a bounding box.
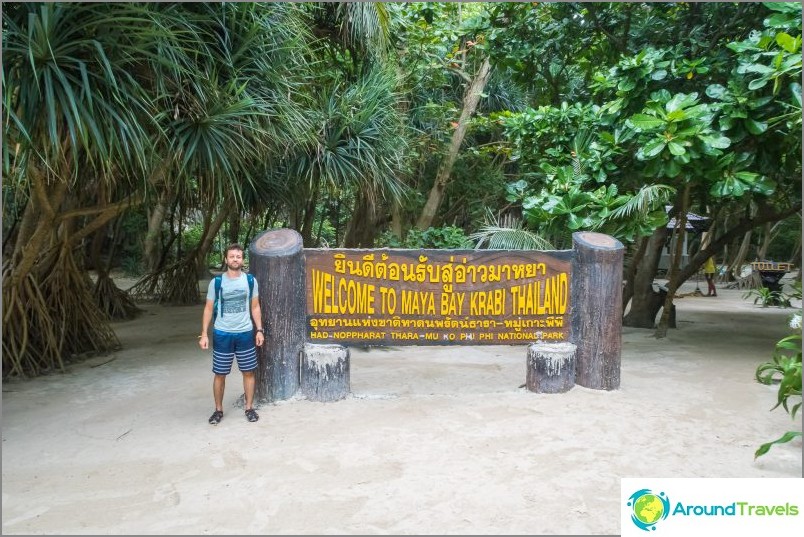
[251,228,303,257]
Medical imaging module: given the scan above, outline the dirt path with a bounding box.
[2,281,801,534]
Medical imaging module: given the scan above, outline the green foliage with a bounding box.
[117,210,148,276]
[285,65,410,203]
[378,226,472,249]
[754,304,803,458]
[743,287,791,308]
[469,210,553,250]
[499,124,673,248]
[2,3,162,176]
[626,90,731,180]
[766,216,802,261]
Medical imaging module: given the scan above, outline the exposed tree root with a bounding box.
[41,246,121,361]
[129,255,201,305]
[93,271,143,321]
[2,265,62,377]
[2,247,121,379]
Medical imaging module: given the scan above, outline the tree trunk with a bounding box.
[343,192,377,248]
[623,227,667,328]
[672,201,801,286]
[727,230,753,281]
[195,201,231,278]
[756,222,772,261]
[144,191,171,273]
[299,183,320,247]
[622,236,648,311]
[227,210,242,246]
[655,184,690,338]
[390,200,403,239]
[10,165,69,287]
[416,57,492,230]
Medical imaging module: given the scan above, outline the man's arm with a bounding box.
[199,300,214,349]
[251,296,264,347]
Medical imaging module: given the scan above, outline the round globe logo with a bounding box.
[627,489,670,531]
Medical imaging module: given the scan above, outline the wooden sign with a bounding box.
[304,249,572,346]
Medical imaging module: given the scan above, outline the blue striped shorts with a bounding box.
[212,329,258,375]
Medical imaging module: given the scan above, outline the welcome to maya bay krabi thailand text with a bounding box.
[305,250,572,345]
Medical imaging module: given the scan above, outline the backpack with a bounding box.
[213,273,255,323]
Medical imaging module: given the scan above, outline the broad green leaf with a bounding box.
[734,171,759,183]
[628,114,665,130]
[522,196,541,210]
[750,96,774,108]
[567,213,584,230]
[642,137,667,158]
[684,104,711,119]
[744,118,768,134]
[766,13,799,28]
[668,141,686,155]
[710,178,739,198]
[748,78,770,90]
[666,93,698,112]
[749,176,777,196]
[617,79,636,92]
[650,89,672,103]
[776,32,798,53]
[701,134,731,149]
[743,63,775,75]
[706,84,727,99]
[790,83,802,107]
[665,158,681,178]
[764,2,802,14]
[666,109,686,122]
[727,41,760,53]
[651,69,667,80]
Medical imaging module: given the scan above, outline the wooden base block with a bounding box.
[301,344,350,402]
[526,342,576,394]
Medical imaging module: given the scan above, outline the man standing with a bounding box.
[199,244,264,424]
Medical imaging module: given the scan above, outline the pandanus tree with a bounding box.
[2,3,169,376]
[285,2,411,248]
[282,66,411,248]
[129,1,314,304]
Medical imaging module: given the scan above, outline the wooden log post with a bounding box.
[301,344,350,402]
[249,229,305,403]
[526,342,576,393]
[571,232,624,390]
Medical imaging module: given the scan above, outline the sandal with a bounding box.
[208,410,223,425]
[245,408,259,422]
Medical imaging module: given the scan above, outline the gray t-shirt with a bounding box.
[206,273,259,333]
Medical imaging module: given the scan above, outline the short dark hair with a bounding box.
[224,243,244,257]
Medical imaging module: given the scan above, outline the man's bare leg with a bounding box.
[243,370,256,410]
[213,374,226,411]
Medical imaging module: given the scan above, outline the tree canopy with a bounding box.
[2,2,801,376]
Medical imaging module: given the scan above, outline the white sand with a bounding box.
[2,280,802,534]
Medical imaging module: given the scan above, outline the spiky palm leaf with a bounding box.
[287,66,410,206]
[3,3,165,177]
[600,184,676,223]
[471,210,554,250]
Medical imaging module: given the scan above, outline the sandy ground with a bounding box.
[2,278,802,535]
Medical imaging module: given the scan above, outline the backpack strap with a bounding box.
[247,273,254,301]
[214,275,223,318]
